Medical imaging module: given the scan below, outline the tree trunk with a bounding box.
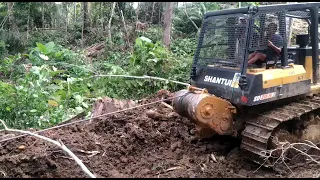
[162,2,174,47]
[287,17,293,45]
[50,11,53,28]
[130,2,133,19]
[74,2,77,25]
[66,3,68,33]
[286,2,295,46]
[136,2,140,21]
[7,2,17,30]
[102,2,105,31]
[88,2,92,28]
[83,2,89,33]
[27,3,30,40]
[108,2,116,45]
[42,2,45,29]
[82,3,85,48]
[120,9,130,48]
[144,3,148,22]
[151,2,155,24]
[99,2,102,28]
[158,2,162,25]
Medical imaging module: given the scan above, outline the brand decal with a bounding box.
[253,92,276,102]
[203,73,240,88]
[266,60,275,65]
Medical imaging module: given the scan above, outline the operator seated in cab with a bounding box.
[247,23,284,66]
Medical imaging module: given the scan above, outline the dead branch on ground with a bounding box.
[255,138,320,177]
[85,42,105,58]
[0,120,97,178]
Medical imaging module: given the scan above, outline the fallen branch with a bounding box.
[76,149,100,157]
[256,138,320,175]
[209,153,218,163]
[165,166,183,172]
[0,120,96,178]
[161,102,173,110]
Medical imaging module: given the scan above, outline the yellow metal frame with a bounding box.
[207,56,320,91]
[247,64,307,89]
[245,56,319,89]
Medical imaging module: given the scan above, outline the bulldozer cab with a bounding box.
[191,3,320,106]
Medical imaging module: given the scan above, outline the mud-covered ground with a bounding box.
[0,96,319,178]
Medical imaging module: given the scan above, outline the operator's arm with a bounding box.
[267,41,282,56]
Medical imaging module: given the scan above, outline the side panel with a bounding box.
[305,56,313,81]
[247,65,308,89]
[192,66,311,106]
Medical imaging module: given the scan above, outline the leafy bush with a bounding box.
[171,38,197,57]
[92,36,193,99]
[129,36,169,77]
[0,41,95,129]
[27,41,91,77]
[0,65,93,129]
[137,25,163,43]
[0,53,22,79]
[173,2,221,36]
[0,40,8,58]
[0,29,27,54]
[28,30,79,48]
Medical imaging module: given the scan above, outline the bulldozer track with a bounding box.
[240,95,320,166]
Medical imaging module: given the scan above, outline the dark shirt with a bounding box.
[264,34,284,61]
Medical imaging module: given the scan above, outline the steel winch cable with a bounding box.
[0,94,186,144]
[91,74,191,86]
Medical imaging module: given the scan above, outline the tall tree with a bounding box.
[7,2,17,30]
[88,2,92,27]
[42,2,45,28]
[108,2,116,44]
[151,2,155,23]
[162,2,174,47]
[83,2,89,33]
[64,2,69,32]
[74,2,77,24]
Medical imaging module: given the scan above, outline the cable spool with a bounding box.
[172,87,236,137]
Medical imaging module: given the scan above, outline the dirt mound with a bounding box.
[0,96,319,178]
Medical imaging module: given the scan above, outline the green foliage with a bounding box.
[173,2,221,35]
[27,41,90,77]
[137,25,163,43]
[28,30,78,48]
[171,38,197,57]
[130,36,169,77]
[0,64,92,129]
[93,36,193,100]
[0,40,8,58]
[0,41,96,129]
[0,53,21,78]
[240,2,260,7]
[0,29,27,54]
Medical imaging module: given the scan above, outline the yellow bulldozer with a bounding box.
[171,3,320,165]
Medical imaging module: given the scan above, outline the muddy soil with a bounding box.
[0,96,319,178]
